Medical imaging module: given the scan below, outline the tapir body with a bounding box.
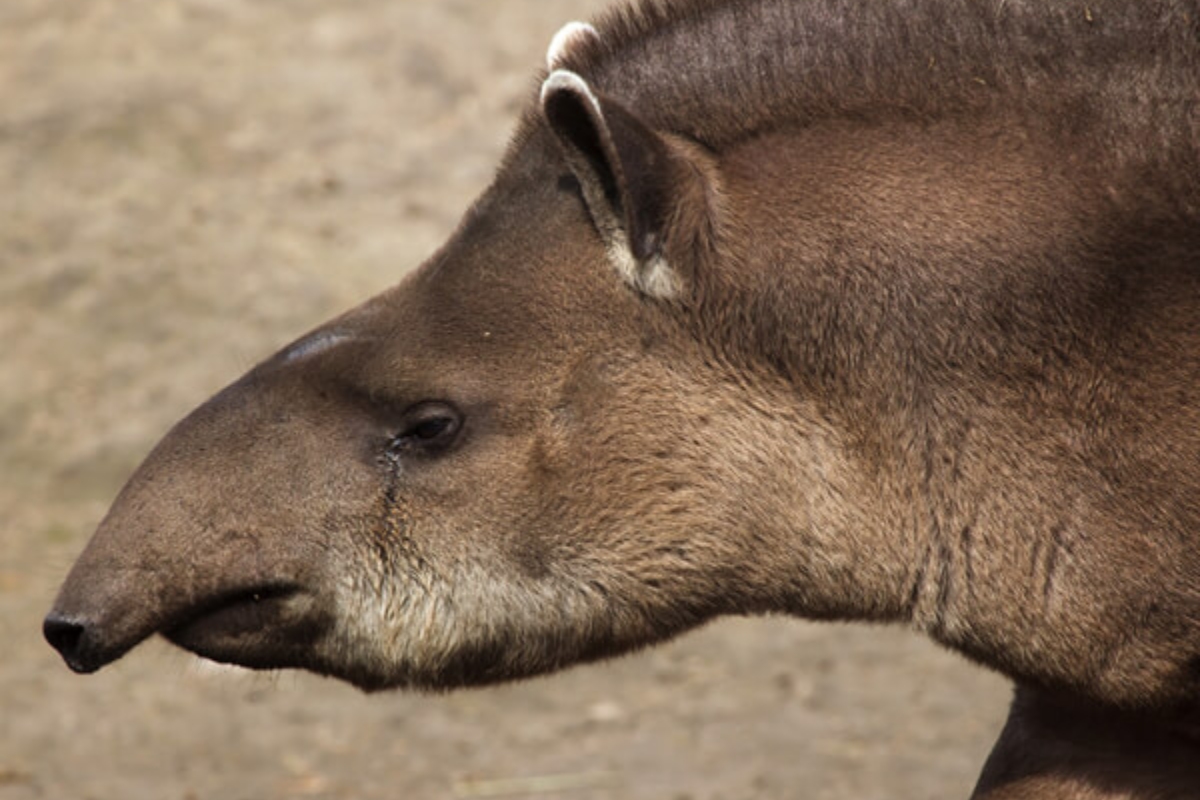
[46,0,1200,796]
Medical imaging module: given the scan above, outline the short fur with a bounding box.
[47,1,1200,797]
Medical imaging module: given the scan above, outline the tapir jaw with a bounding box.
[161,584,334,672]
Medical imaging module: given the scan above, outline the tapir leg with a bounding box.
[971,687,1200,800]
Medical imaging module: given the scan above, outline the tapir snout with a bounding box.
[44,351,390,684]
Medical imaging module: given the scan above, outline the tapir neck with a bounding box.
[695,120,1200,714]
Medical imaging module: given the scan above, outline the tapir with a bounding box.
[44,0,1200,796]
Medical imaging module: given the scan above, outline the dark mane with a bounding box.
[531,0,1198,171]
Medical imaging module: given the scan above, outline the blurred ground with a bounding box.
[0,1,1011,798]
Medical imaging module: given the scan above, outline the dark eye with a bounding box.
[388,402,463,456]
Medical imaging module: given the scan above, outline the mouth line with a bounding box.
[164,582,303,640]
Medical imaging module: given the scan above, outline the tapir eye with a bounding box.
[388,402,463,456]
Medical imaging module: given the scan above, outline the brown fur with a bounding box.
[46,0,1200,796]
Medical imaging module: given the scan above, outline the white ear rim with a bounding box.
[540,69,602,116]
[546,21,599,69]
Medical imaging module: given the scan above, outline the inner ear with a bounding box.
[541,76,624,217]
[600,100,676,263]
[540,70,701,300]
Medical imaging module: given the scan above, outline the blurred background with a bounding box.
[0,1,1010,798]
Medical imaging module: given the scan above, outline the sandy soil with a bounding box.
[0,2,1011,798]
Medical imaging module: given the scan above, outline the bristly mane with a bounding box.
[535,0,1198,176]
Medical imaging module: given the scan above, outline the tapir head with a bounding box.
[44,59,841,691]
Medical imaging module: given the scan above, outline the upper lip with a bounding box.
[45,581,306,674]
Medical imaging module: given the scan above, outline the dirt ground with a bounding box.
[0,2,1012,798]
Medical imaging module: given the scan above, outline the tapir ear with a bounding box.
[540,69,696,299]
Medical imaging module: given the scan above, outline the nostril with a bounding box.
[43,613,87,665]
